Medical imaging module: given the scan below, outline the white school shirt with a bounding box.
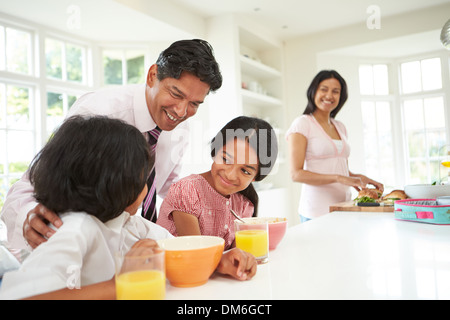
[0,211,173,300]
[286,114,352,219]
[0,84,189,251]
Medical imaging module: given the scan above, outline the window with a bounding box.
[3,26,33,75]
[402,96,447,184]
[400,57,447,184]
[0,24,36,208]
[0,21,91,208]
[0,82,36,207]
[102,49,146,85]
[359,64,389,95]
[359,55,449,187]
[0,16,155,208]
[45,37,86,83]
[400,58,442,94]
[359,64,395,187]
[46,90,78,137]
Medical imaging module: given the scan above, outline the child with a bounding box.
[157,116,278,249]
[0,116,256,300]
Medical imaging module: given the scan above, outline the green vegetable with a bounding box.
[355,196,376,203]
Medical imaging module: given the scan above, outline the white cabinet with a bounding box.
[237,25,287,193]
[207,15,291,219]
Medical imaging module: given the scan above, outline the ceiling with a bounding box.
[171,0,450,40]
[1,0,449,43]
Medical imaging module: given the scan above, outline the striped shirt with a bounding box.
[156,174,254,249]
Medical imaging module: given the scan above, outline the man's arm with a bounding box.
[1,173,62,251]
[0,173,37,250]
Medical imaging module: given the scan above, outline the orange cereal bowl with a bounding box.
[240,217,288,250]
[157,236,224,288]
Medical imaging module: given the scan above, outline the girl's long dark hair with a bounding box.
[210,116,278,216]
[29,115,152,223]
[303,70,348,118]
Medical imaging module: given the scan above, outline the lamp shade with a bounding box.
[441,19,450,50]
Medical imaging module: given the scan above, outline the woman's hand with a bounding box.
[347,173,384,193]
[216,248,257,281]
[337,175,365,191]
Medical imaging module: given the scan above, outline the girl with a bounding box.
[286,70,383,222]
[157,116,278,249]
[0,116,256,300]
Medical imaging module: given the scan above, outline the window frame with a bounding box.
[358,51,450,188]
[397,53,450,185]
[0,15,95,208]
[100,45,150,86]
[358,61,399,187]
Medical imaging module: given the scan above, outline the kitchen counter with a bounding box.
[166,211,450,300]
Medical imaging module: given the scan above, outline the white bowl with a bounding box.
[437,196,450,206]
[404,184,450,199]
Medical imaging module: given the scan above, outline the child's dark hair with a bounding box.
[303,69,348,118]
[29,115,152,223]
[210,116,278,216]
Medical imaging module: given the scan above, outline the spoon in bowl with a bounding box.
[230,209,246,223]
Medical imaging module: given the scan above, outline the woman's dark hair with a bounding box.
[303,70,348,118]
[156,39,223,93]
[29,115,152,223]
[210,116,278,216]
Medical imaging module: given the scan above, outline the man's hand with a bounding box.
[23,204,62,248]
[216,248,257,281]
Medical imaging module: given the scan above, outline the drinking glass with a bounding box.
[234,219,269,264]
[115,247,165,300]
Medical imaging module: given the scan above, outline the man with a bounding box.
[1,40,258,282]
[1,39,222,250]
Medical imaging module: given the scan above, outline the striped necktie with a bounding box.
[142,126,162,222]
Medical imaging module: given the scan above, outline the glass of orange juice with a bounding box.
[234,218,269,264]
[115,247,165,300]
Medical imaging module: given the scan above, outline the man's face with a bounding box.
[145,64,211,131]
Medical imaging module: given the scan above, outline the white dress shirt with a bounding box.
[0,211,173,300]
[0,84,189,250]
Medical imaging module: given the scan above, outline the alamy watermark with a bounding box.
[169,120,279,177]
[66,4,81,31]
[366,5,381,30]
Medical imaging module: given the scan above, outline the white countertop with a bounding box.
[166,211,450,300]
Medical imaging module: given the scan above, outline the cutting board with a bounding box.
[329,201,395,213]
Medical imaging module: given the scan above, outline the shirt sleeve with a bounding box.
[156,178,202,235]
[0,225,88,300]
[285,115,311,140]
[0,172,37,251]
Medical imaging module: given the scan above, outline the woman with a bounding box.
[286,70,383,222]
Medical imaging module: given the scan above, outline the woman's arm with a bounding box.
[288,133,365,189]
[172,211,201,236]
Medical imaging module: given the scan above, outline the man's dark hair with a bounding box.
[29,115,152,222]
[156,39,222,92]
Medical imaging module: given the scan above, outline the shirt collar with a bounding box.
[133,84,157,133]
[104,211,131,234]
